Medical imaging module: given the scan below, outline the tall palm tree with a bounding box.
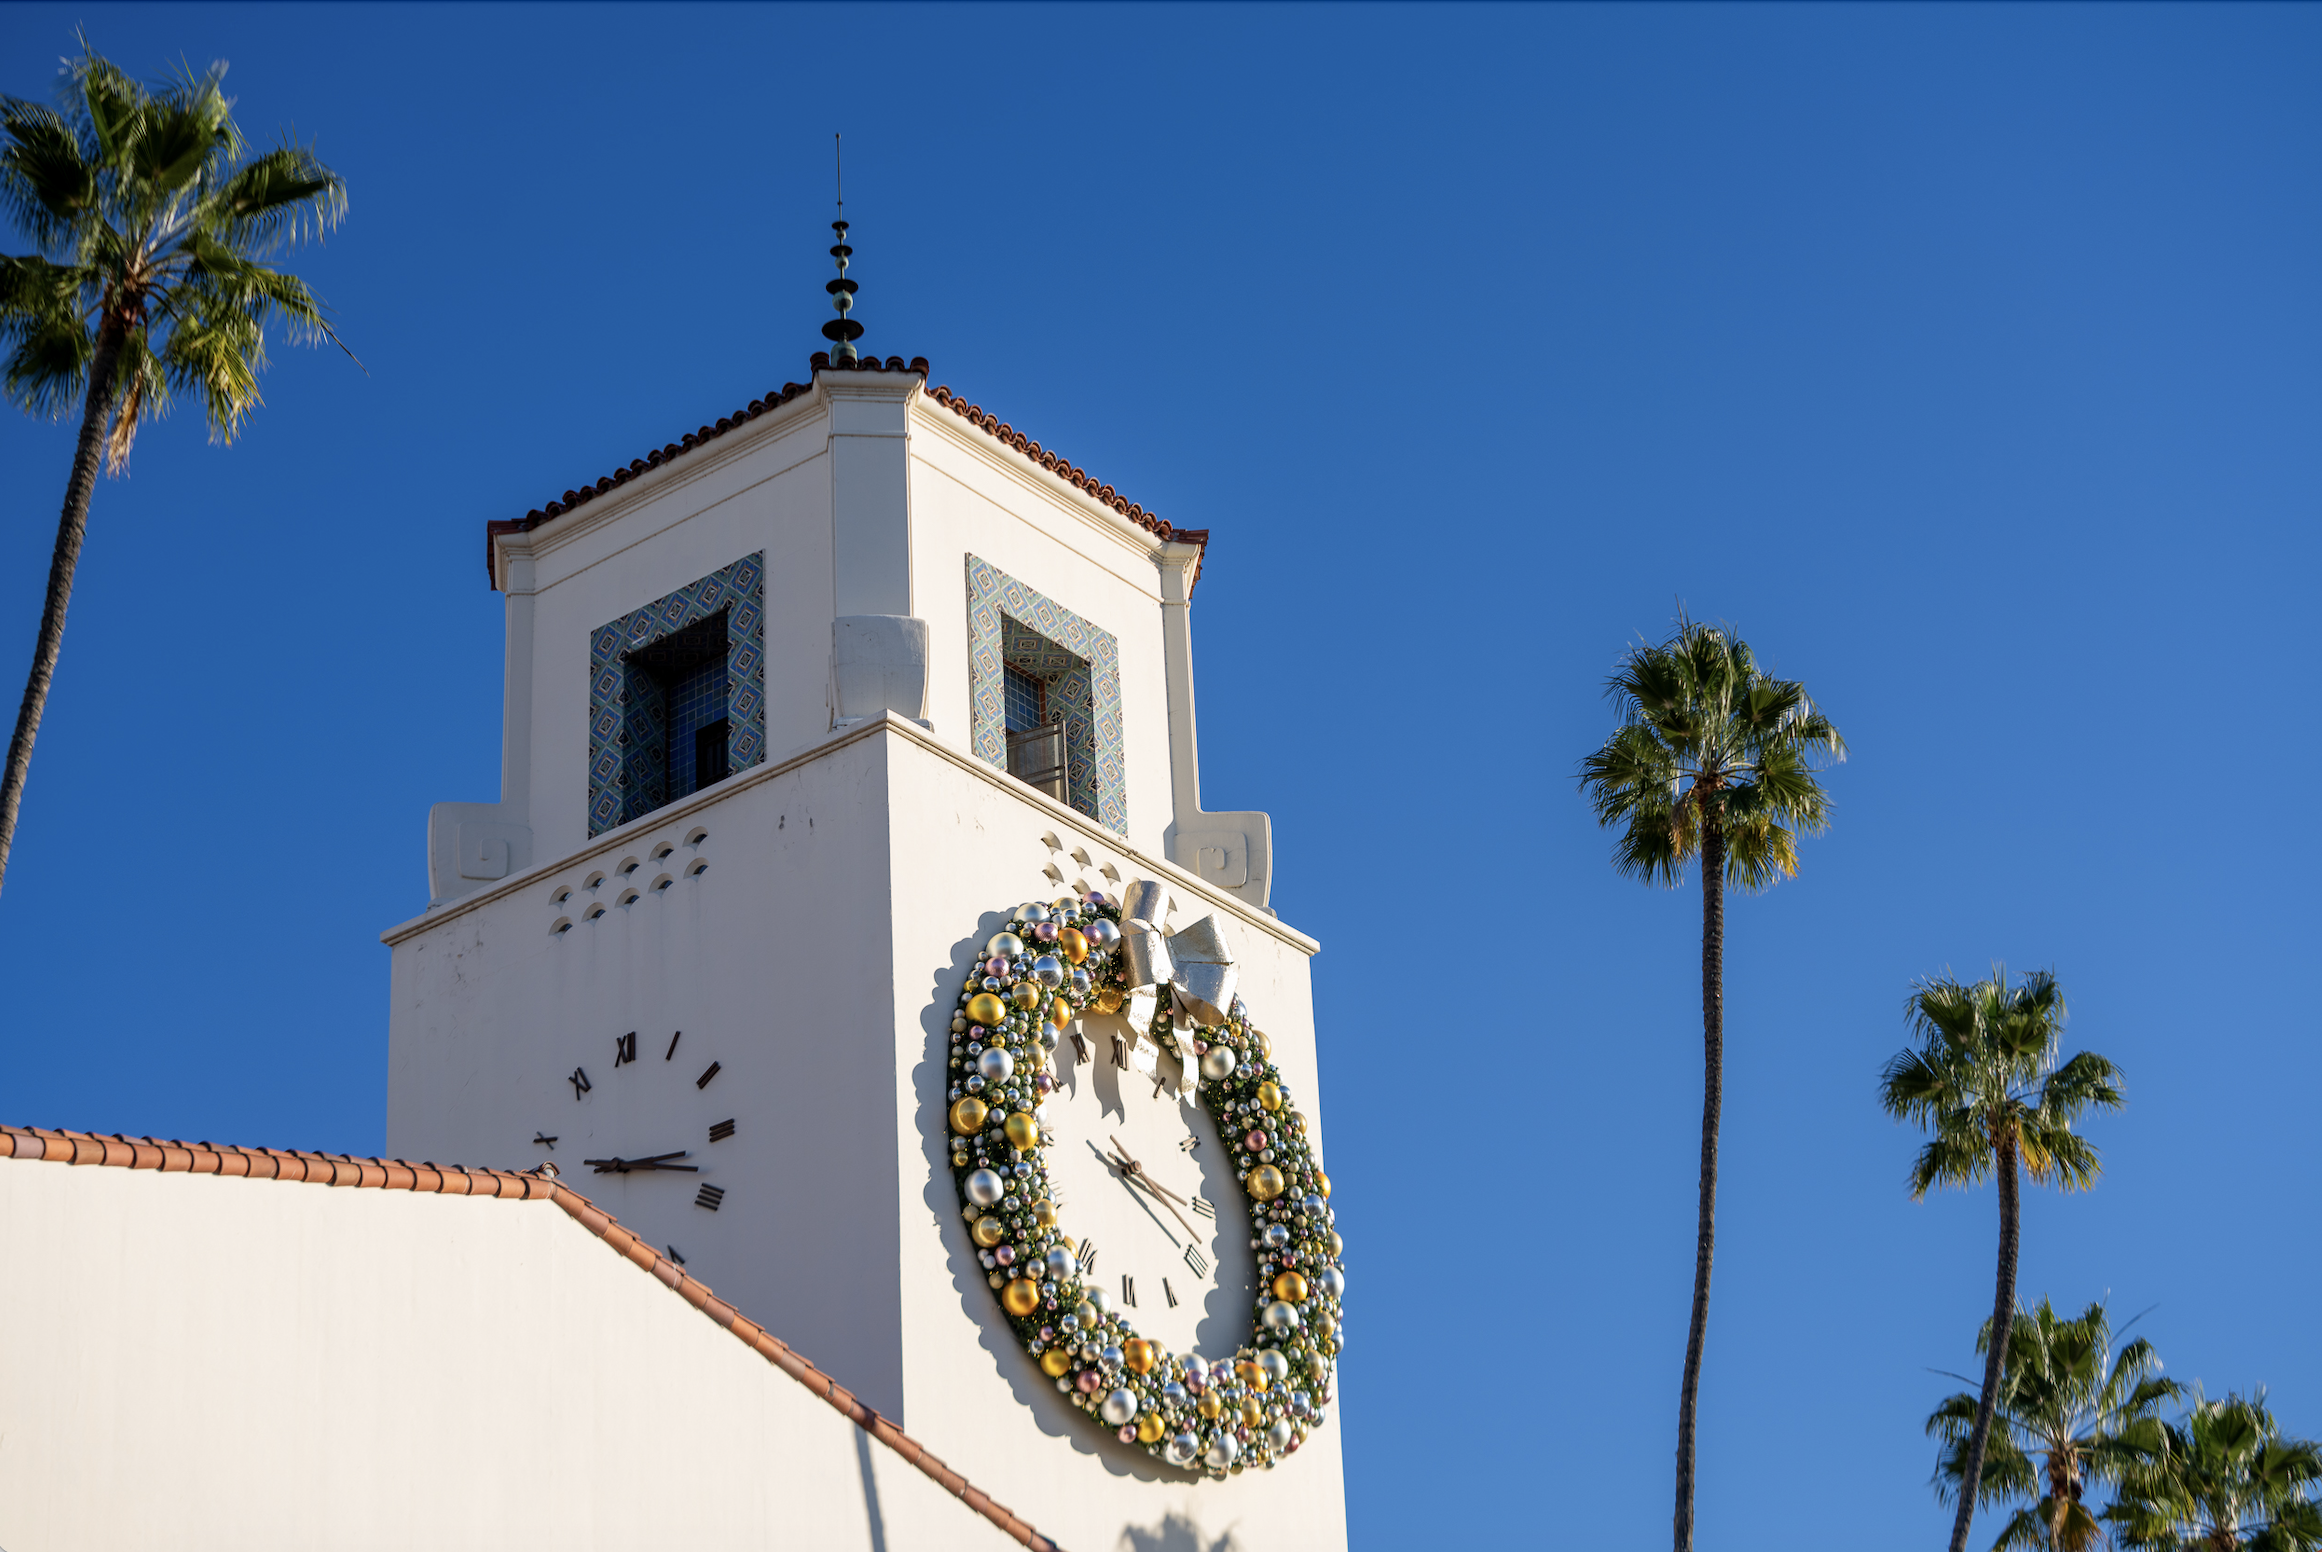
[2107,1390,2322,1551]
[0,40,346,894]
[1882,969,2125,1552]
[1577,616,1845,1552]
[1926,1297,2179,1550]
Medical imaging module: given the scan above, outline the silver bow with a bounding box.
[1115,879,1240,1037]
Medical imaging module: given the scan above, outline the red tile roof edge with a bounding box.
[923,384,1207,592]
[0,1124,1063,1552]
[484,354,1208,595]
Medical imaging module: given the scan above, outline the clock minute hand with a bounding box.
[581,1150,698,1175]
[1107,1144,1201,1240]
[1107,1136,1190,1205]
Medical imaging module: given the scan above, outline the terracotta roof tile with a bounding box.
[0,1124,1064,1552]
[484,356,1211,595]
[924,383,1209,592]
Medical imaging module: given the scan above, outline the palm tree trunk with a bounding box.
[1950,1127,2020,1552]
[0,317,125,897]
[1674,816,1725,1552]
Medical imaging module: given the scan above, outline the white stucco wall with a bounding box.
[385,718,1346,1552]
[0,1157,1006,1552]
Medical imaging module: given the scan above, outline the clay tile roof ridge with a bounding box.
[923,384,1207,594]
[483,353,932,583]
[0,1123,1063,1552]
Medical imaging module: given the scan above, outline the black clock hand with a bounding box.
[1106,1143,1201,1240]
[1108,1136,1191,1205]
[1086,1140,1184,1246]
[580,1150,699,1174]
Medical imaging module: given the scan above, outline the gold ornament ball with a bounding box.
[966,993,1007,1028]
[1256,1081,1283,1113]
[1093,985,1125,1014]
[1316,1171,1332,1199]
[1041,1348,1073,1377]
[1048,998,1073,1028]
[972,1215,1007,1248]
[1004,1112,1041,1151]
[1271,1271,1309,1304]
[1249,1029,1272,1059]
[1197,1393,1224,1420]
[1137,1413,1166,1444]
[1240,1400,1264,1428]
[1246,1165,1286,1202]
[1312,1312,1337,1338]
[1123,1339,1158,1375]
[949,1097,989,1135]
[1032,1199,1058,1229]
[1009,982,1042,1011]
[1057,927,1089,964]
[1001,1279,1042,1317]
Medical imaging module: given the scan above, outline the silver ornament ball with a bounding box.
[964,1168,1006,1207]
[1101,1388,1138,1427]
[976,1047,1015,1084]
[1262,1300,1302,1333]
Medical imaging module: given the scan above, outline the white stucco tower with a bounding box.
[382,312,1344,1545]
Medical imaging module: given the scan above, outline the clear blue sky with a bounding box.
[4,5,2317,1545]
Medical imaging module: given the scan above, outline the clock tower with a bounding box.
[383,241,1344,1549]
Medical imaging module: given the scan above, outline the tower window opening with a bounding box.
[1003,662,1067,804]
[620,608,732,823]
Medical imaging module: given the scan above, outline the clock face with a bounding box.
[942,887,1344,1476]
[1035,1017,1257,1356]
[544,1029,736,1265]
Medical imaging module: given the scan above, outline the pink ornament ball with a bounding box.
[1118,1425,1138,1443]
[1077,1370,1101,1394]
[1034,921,1059,943]
[1245,1130,1267,1152]
[995,1245,1015,1266]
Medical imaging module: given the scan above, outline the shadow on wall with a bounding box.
[1120,1510,1245,1552]
[913,921,1187,1483]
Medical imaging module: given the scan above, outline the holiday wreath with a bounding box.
[941,886,1344,1475]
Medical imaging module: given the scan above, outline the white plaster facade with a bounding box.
[382,366,1345,1551]
[0,1154,1013,1551]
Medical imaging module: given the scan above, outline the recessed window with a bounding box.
[588,554,766,838]
[1003,657,1068,804]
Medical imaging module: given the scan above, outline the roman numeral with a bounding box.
[709,1119,736,1143]
[1078,1240,1099,1275]
[532,1132,557,1150]
[665,1030,682,1061]
[1183,1245,1208,1277]
[1164,1277,1178,1308]
[666,1245,686,1265]
[1123,1274,1136,1308]
[1189,1194,1214,1219]
[694,1185,725,1212]
[696,1061,721,1089]
[1179,1135,1199,1153]
[569,1066,592,1100]
[614,1032,637,1066]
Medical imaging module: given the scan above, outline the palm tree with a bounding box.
[1926,1297,2179,1550]
[2107,1390,2322,1551]
[1577,616,1845,1552]
[1883,969,2125,1552]
[0,40,346,894]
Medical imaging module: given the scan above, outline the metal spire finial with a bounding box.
[822,132,862,367]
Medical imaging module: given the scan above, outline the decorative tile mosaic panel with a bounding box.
[588,554,766,836]
[966,555,1124,835]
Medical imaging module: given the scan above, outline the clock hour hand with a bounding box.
[1106,1142,1201,1240]
[1107,1136,1190,1206]
[581,1150,699,1174]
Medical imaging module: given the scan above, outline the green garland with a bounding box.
[941,890,1345,1476]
